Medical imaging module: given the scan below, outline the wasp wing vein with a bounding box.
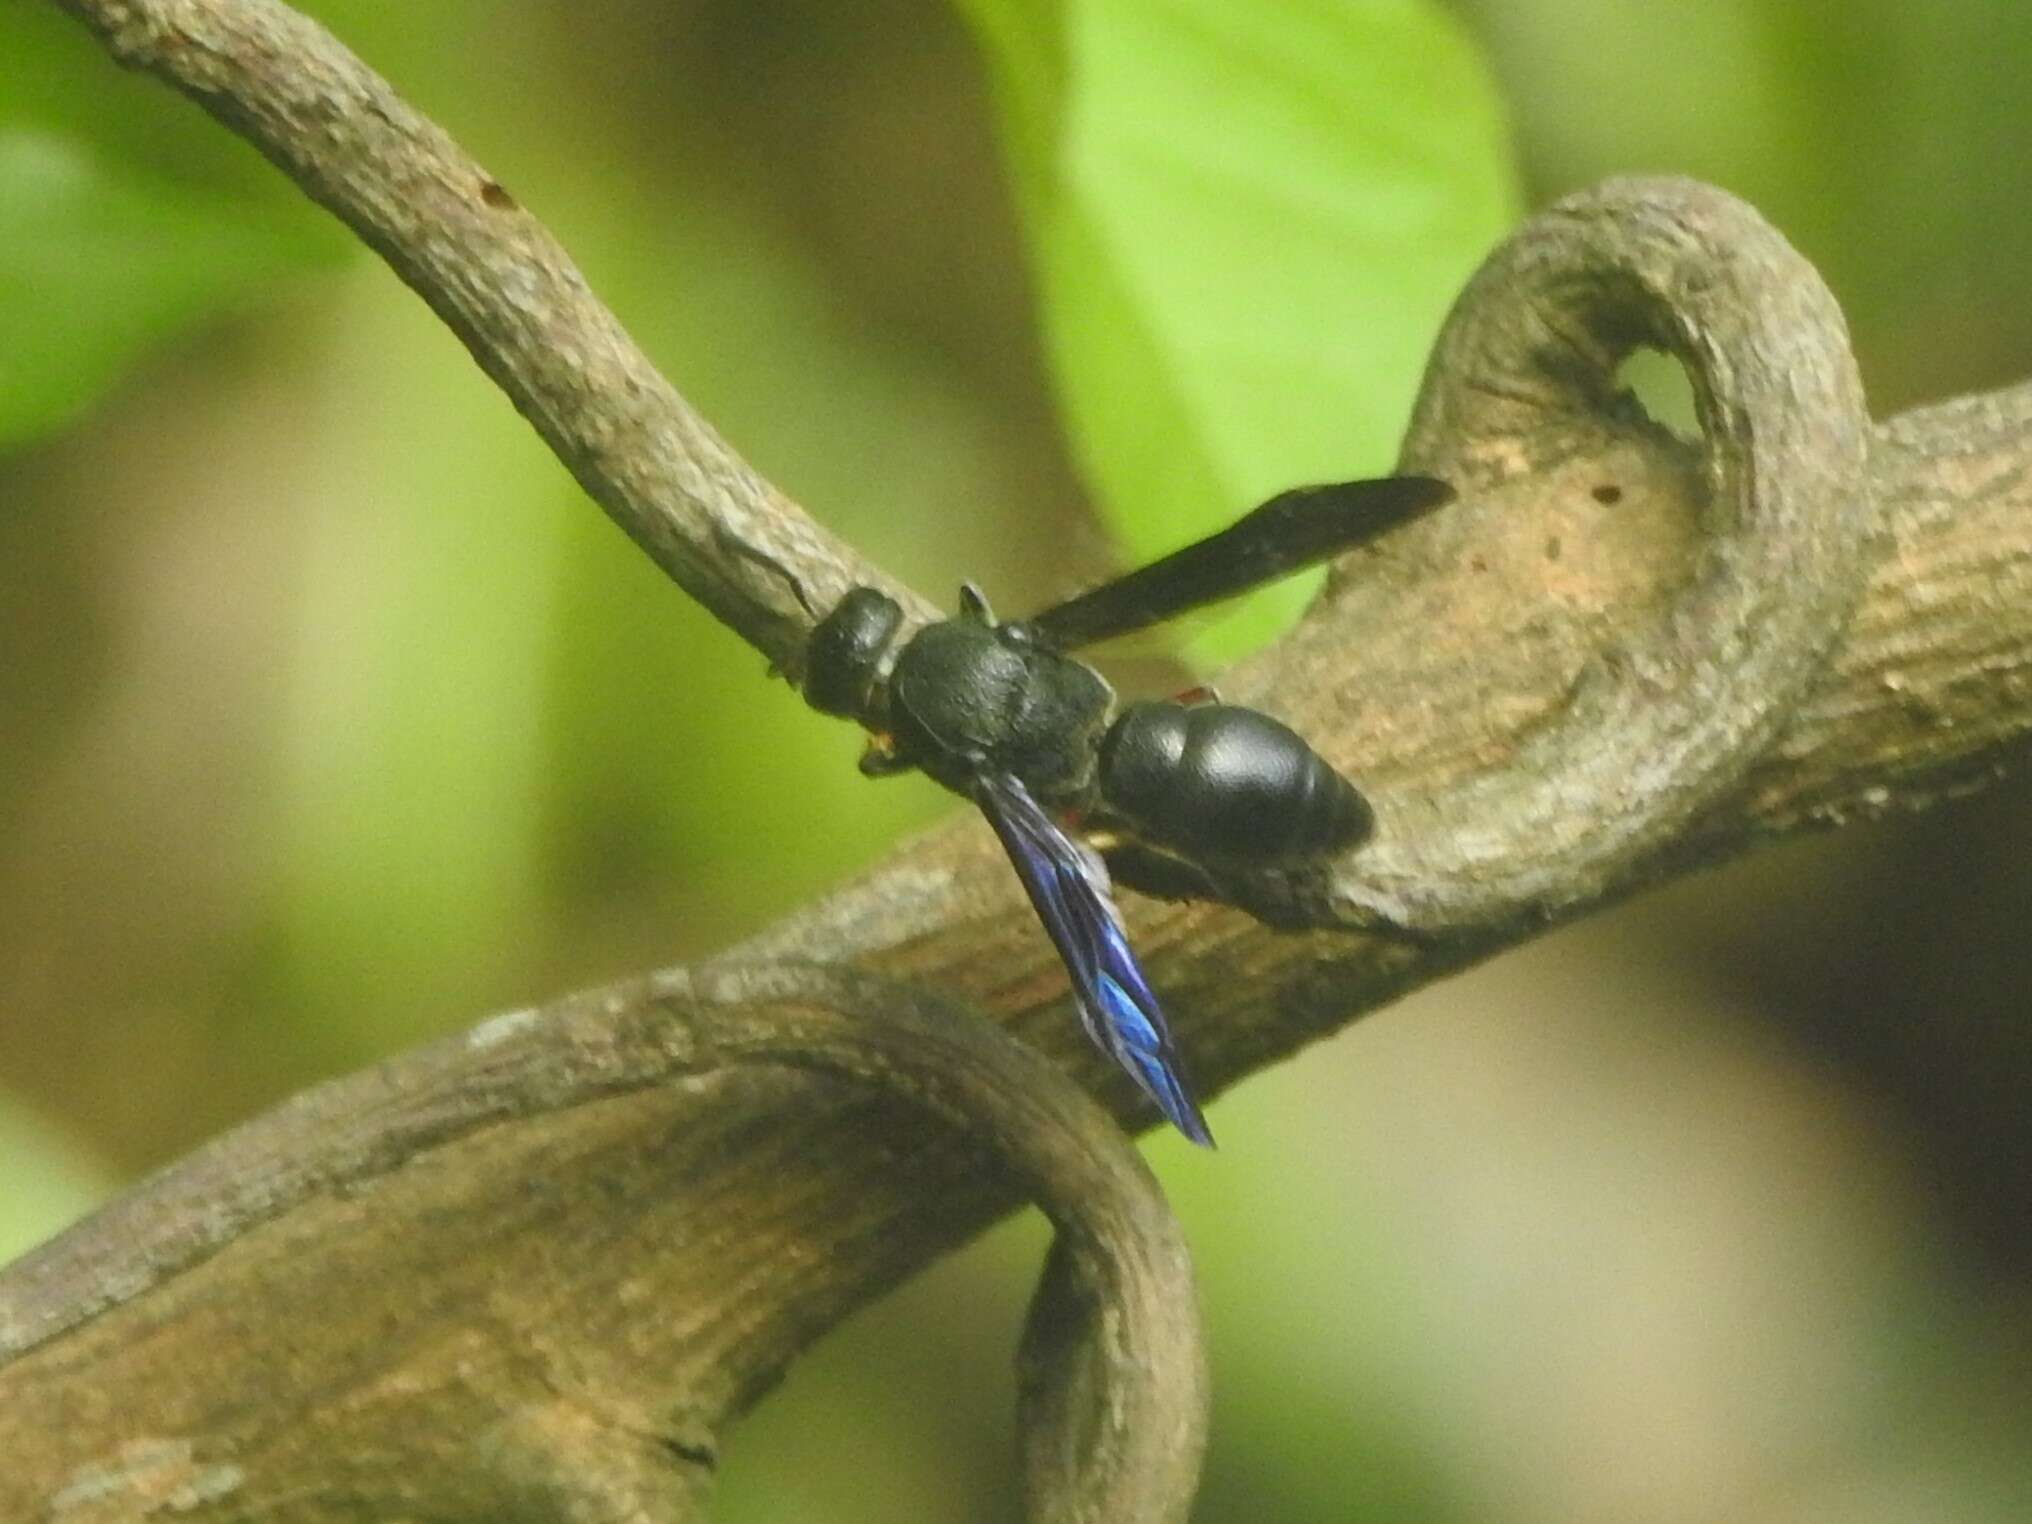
[973,772,1214,1147]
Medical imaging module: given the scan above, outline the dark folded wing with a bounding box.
[1020,474,1454,652]
[973,771,1214,1147]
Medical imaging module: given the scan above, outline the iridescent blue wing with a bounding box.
[973,771,1215,1147]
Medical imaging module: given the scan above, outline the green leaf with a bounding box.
[956,0,1517,659]
[0,8,345,447]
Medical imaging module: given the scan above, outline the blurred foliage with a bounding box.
[1459,0,2032,411]
[0,1094,115,1264]
[2,0,2029,1520]
[0,7,340,443]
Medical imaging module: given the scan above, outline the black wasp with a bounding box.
[802,475,1453,1146]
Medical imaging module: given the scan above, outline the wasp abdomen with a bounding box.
[1098,701,1372,865]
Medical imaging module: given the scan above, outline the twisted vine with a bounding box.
[1329,177,1878,934]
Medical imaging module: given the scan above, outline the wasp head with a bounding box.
[803,587,905,723]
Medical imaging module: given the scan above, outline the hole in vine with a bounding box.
[1614,346,1700,441]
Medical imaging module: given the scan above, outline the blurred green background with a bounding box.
[3,1,2029,1518]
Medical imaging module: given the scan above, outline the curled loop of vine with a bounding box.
[1325,176,1877,936]
[698,966,1210,1524]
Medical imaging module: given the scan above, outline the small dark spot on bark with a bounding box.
[1592,483,1623,504]
[661,1436,719,1470]
[1545,536,1562,561]
[1470,554,1489,573]
[480,179,517,210]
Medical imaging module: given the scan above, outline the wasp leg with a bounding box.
[857,733,918,778]
[1101,841,1222,904]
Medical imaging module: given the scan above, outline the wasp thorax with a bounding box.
[887,619,1113,801]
